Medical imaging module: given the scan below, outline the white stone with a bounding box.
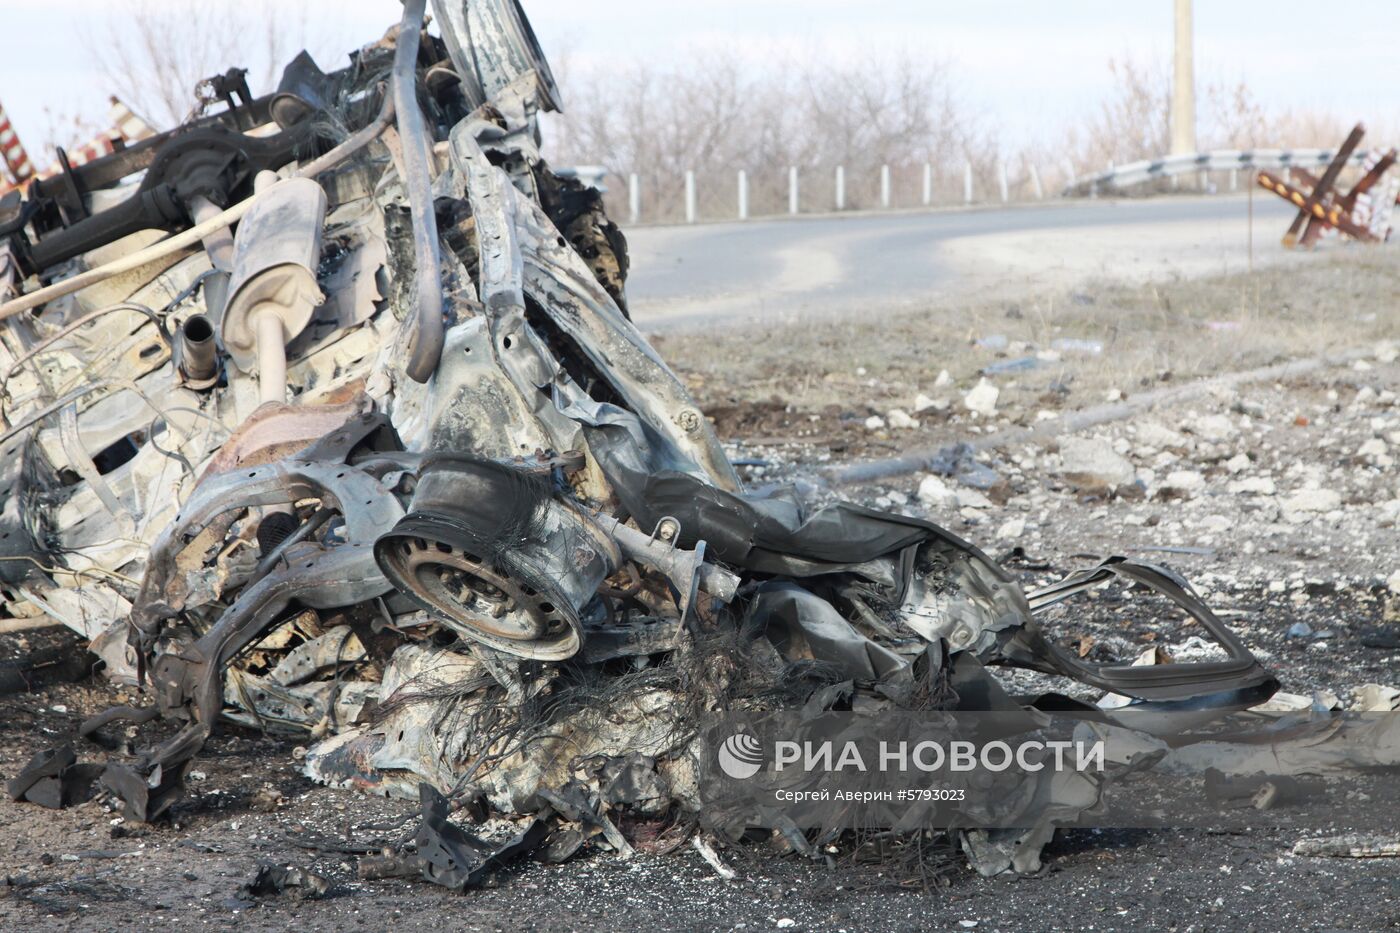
[1377,342,1399,364]
[1388,569,1400,594]
[956,488,993,509]
[1163,470,1206,495]
[1228,476,1276,495]
[864,415,886,430]
[1194,413,1238,443]
[917,475,958,510]
[996,517,1025,540]
[1136,421,1187,449]
[963,378,999,415]
[886,408,919,429]
[1358,437,1389,458]
[1225,453,1251,473]
[933,369,953,388]
[1282,488,1342,513]
[913,393,945,413]
[1354,683,1400,711]
[1057,436,1136,489]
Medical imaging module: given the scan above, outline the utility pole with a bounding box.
[1170,0,1196,155]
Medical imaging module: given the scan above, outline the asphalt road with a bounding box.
[625,195,1296,330]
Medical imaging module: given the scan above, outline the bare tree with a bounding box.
[79,0,326,131]
[1200,78,1272,149]
[1065,56,1170,172]
[548,47,998,221]
[1064,54,1383,180]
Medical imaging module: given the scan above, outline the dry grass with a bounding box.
[657,247,1400,418]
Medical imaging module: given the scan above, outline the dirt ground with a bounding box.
[2,246,1398,931]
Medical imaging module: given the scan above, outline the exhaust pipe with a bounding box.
[177,314,219,390]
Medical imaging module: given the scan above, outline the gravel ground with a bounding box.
[1,252,1398,931]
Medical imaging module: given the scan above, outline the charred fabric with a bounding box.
[0,0,1278,885]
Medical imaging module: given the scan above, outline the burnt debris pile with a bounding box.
[0,1,1291,885]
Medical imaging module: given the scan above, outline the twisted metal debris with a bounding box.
[0,0,1289,883]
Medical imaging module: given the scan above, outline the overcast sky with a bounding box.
[0,1,1395,158]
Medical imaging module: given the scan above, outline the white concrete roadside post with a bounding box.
[922,162,932,206]
[684,170,696,224]
[1229,168,1238,191]
[880,164,891,208]
[997,161,1009,203]
[963,161,973,204]
[835,165,845,211]
[1029,164,1044,200]
[788,166,799,215]
[628,172,640,224]
[738,169,748,220]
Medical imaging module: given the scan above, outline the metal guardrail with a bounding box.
[1064,148,1378,195]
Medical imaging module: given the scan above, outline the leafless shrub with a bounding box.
[1065,57,1171,173]
[1066,54,1391,180]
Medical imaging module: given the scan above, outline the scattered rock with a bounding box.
[1136,421,1187,449]
[956,488,993,509]
[1282,488,1342,514]
[1228,476,1277,495]
[1162,470,1206,497]
[1193,413,1238,443]
[1353,683,1400,712]
[863,415,886,431]
[1057,436,1136,490]
[886,409,919,430]
[996,517,1025,540]
[913,393,946,414]
[933,369,953,388]
[917,475,958,510]
[1358,437,1389,460]
[1225,453,1251,473]
[963,379,999,415]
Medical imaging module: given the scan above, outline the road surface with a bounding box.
[625,195,1297,331]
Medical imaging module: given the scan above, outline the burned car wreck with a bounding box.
[0,0,1293,885]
